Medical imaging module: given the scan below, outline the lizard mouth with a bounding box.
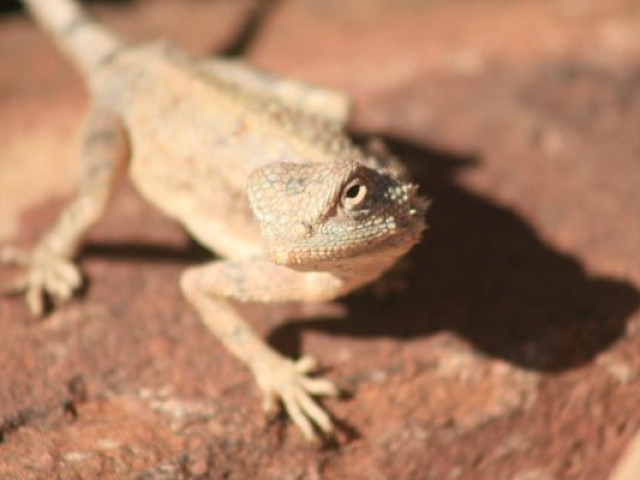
[268,188,429,270]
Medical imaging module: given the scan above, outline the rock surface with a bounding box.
[1,0,640,478]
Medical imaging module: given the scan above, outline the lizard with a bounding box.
[1,0,428,441]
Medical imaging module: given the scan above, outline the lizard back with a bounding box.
[92,42,364,257]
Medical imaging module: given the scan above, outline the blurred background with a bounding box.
[1,1,640,478]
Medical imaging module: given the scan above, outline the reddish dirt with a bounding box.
[1,0,640,478]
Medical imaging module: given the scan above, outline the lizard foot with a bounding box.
[256,355,339,441]
[0,245,82,316]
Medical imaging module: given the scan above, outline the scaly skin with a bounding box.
[1,0,428,441]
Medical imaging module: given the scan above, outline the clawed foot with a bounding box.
[0,245,82,316]
[255,355,339,441]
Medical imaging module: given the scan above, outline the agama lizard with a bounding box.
[1,0,428,441]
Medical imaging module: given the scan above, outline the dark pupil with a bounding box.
[346,184,361,199]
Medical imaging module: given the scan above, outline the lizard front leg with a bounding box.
[180,258,344,441]
[1,108,129,315]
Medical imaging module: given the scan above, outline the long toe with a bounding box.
[293,389,334,435]
[256,356,337,441]
[301,377,339,397]
[281,391,316,441]
[26,280,45,316]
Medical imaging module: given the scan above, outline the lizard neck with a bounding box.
[325,243,414,295]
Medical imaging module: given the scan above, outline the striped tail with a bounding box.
[21,0,123,79]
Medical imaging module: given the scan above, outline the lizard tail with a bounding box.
[21,0,123,79]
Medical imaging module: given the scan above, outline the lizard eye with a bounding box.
[341,178,368,209]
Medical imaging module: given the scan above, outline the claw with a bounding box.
[46,273,73,300]
[295,355,319,374]
[26,281,45,317]
[56,260,82,288]
[255,355,338,441]
[293,389,333,435]
[0,245,82,316]
[301,377,340,397]
[262,391,277,415]
[282,392,315,441]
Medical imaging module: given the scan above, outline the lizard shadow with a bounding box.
[82,240,210,265]
[268,136,640,372]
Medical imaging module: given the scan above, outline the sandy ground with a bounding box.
[1,0,640,478]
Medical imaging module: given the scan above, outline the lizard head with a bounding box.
[247,159,429,272]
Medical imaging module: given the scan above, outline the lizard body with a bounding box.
[3,0,428,440]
